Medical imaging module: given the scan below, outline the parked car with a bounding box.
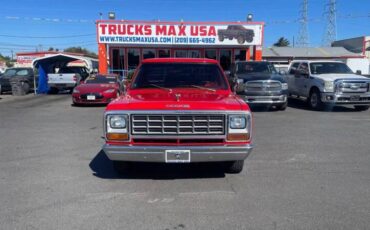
[218,25,254,44]
[286,60,370,111]
[47,66,89,94]
[72,74,121,105]
[103,58,253,174]
[229,61,288,110]
[0,67,35,94]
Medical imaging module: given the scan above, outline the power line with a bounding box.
[0,34,95,39]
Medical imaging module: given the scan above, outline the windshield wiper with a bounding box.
[190,85,216,92]
[149,84,172,92]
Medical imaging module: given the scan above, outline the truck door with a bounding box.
[287,62,300,95]
[295,62,310,97]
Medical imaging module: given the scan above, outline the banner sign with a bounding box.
[97,22,263,46]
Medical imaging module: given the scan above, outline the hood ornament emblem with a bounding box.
[175,93,181,102]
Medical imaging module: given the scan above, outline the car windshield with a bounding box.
[236,62,277,74]
[3,69,29,77]
[85,75,117,84]
[131,63,228,90]
[310,62,353,74]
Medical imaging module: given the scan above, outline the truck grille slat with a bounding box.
[336,81,369,93]
[132,114,225,135]
[245,80,282,92]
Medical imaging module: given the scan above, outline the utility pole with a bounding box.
[297,0,309,47]
[322,0,337,47]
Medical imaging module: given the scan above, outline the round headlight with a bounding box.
[109,115,126,129]
[72,88,80,94]
[230,116,246,129]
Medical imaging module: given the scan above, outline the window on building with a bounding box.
[205,49,217,60]
[175,50,188,58]
[234,49,246,61]
[143,49,155,59]
[112,48,125,76]
[158,49,170,58]
[220,49,232,70]
[127,48,140,70]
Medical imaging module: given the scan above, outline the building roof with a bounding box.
[263,47,363,58]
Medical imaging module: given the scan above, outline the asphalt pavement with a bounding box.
[0,94,369,230]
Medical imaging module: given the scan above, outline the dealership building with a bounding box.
[96,20,264,76]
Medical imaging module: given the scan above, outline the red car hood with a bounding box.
[75,83,117,93]
[107,89,248,111]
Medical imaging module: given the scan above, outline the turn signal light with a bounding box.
[106,133,129,141]
[227,133,250,141]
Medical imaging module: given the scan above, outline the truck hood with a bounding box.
[311,73,369,81]
[75,83,117,93]
[236,73,286,83]
[107,89,248,111]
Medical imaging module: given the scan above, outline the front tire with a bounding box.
[354,105,369,111]
[237,35,245,44]
[22,82,30,94]
[277,102,287,111]
[308,89,324,110]
[225,160,244,174]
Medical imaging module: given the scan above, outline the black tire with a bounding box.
[237,35,245,44]
[48,87,59,94]
[246,35,253,43]
[0,84,2,95]
[354,105,369,111]
[308,88,324,110]
[218,35,224,42]
[22,82,30,94]
[277,102,287,111]
[225,160,244,174]
[112,161,131,174]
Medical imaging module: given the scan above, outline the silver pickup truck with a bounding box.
[48,66,89,94]
[286,60,370,111]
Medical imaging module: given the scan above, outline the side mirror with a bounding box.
[356,70,362,75]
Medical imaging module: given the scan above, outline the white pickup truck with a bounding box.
[286,60,370,111]
[48,66,89,94]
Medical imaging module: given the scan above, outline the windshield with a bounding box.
[85,75,117,84]
[236,62,277,74]
[131,63,228,90]
[3,69,30,77]
[310,62,353,74]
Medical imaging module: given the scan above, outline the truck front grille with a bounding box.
[131,114,225,135]
[336,81,369,93]
[245,80,282,92]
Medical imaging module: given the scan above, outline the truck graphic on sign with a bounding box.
[218,25,255,44]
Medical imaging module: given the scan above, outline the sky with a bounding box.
[0,0,369,57]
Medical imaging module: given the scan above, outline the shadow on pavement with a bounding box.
[89,150,226,180]
[287,98,360,112]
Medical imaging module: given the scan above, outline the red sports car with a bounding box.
[72,74,121,105]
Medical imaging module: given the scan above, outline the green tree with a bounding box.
[63,47,97,58]
[273,37,290,47]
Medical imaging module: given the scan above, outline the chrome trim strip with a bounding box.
[103,144,254,162]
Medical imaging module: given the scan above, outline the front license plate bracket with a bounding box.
[165,150,191,163]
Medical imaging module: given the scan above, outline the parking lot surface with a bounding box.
[0,95,369,230]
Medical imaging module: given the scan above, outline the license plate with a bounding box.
[87,95,96,100]
[350,95,360,101]
[165,150,190,163]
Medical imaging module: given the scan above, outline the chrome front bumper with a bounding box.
[241,95,287,104]
[103,144,253,162]
[321,92,370,105]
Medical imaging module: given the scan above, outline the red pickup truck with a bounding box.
[103,58,253,174]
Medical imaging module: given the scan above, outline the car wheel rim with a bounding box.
[311,93,318,107]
